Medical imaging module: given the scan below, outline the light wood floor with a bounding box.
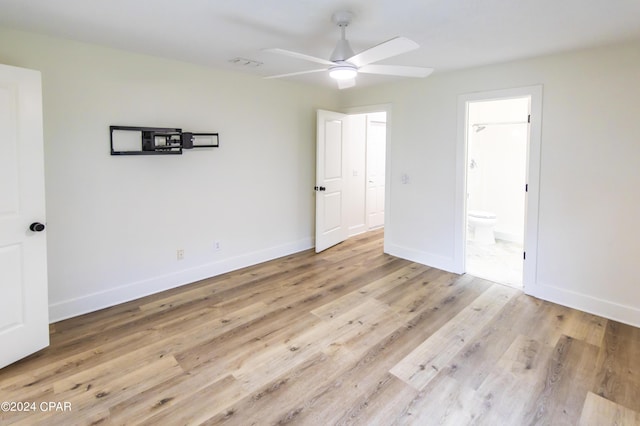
[1,229,639,425]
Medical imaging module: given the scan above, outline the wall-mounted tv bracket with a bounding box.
[110,125,219,155]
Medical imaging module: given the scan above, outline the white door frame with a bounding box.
[343,103,392,250]
[454,86,543,292]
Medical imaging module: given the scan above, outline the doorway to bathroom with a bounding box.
[465,96,531,288]
[455,86,542,292]
[465,97,528,287]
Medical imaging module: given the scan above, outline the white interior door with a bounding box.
[315,110,349,252]
[0,64,49,369]
[366,117,386,229]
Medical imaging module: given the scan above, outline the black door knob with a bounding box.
[29,222,46,232]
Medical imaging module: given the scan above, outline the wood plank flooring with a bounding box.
[1,229,639,425]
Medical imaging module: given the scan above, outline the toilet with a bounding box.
[468,210,497,244]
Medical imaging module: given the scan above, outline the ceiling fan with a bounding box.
[264,11,433,89]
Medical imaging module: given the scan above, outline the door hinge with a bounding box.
[523,252,526,260]
[528,114,531,123]
[525,183,528,192]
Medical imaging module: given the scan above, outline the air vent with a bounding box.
[228,57,263,67]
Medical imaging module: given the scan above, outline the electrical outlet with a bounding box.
[177,249,184,260]
[214,241,221,251]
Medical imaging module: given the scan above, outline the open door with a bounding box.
[0,64,49,369]
[366,114,386,229]
[315,110,349,252]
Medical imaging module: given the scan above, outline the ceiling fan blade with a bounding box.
[263,48,335,66]
[337,78,356,90]
[358,64,434,78]
[347,37,420,67]
[264,68,327,79]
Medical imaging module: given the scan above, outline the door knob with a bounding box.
[29,222,46,232]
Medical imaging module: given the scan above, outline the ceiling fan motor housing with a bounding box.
[330,39,355,62]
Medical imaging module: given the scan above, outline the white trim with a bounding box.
[525,87,543,291]
[454,99,469,274]
[455,86,543,295]
[529,282,640,328]
[48,237,314,322]
[386,243,456,274]
[348,223,367,237]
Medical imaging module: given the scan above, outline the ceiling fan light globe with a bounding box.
[329,66,357,80]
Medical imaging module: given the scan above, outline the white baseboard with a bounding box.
[385,243,457,274]
[387,242,640,328]
[48,237,314,323]
[348,223,367,237]
[527,281,640,328]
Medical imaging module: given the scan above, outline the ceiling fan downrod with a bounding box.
[330,12,356,62]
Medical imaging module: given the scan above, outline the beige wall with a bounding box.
[341,40,640,326]
[3,24,639,327]
[0,27,339,321]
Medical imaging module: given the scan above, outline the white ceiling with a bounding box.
[1,0,639,89]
